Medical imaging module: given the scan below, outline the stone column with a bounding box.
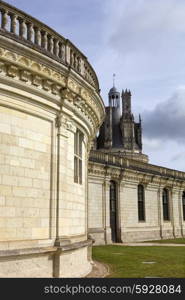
[119,181,125,241]
[84,135,89,237]
[55,114,62,243]
[117,174,124,242]
[157,187,163,239]
[178,189,184,237]
[169,188,176,238]
[103,179,111,244]
[171,187,182,237]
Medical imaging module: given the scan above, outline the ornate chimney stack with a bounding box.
[97,82,148,163]
[122,89,132,116]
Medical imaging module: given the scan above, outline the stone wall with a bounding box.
[88,159,185,244]
[0,1,105,277]
[0,106,52,241]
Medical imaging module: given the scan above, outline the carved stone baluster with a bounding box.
[27,23,34,42]
[41,31,47,50]
[84,65,87,79]
[80,59,85,77]
[10,13,17,34]
[58,42,62,59]
[73,53,77,69]
[59,43,65,61]
[75,56,79,70]
[1,10,8,30]
[78,57,81,73]
[19,19,26,38]
[53,39,59,57]
[70,50,74,67]
[48,36,54,53]
[34,27,41,45]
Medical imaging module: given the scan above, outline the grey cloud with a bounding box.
[142,88,185,143]
[109,0,185,55]
[171,152,185,161]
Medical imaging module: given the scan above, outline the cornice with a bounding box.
[88,160,185,188]
[0,43,105,138]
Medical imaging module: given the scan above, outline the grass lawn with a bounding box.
[92,245,185,278]
[142,238,185,244]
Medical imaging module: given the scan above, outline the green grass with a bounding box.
[142,238,185,244]
[92,245,185,278]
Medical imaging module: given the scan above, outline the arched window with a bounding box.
[138,184,145,221]
[162,188,170,221]
[182,191,185,221]
[110,181,117,242]
[110,181,116,213]
[74,129,83,184]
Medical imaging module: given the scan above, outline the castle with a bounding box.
[0,1,184,278]
[88,86,185,244]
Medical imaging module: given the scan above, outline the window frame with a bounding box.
[162,188,170,221]
[138,184,145,222]
[182,191,185,221]
[74,129,83,184]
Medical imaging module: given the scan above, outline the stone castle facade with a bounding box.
[88,86,185,244]
[0,1,185,278]
[0,1,104,277]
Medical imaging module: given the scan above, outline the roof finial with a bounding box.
[113,73,116,87]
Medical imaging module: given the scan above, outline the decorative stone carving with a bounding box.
[0,44,104,133]
[7,65,18,78]
[32,75,42,86]
[20,70,31,82]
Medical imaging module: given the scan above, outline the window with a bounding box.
[110,181,116,212]
[74,129,83,184]
[162,188,170,221]
[138,184,145,221]
[182,192,185,221]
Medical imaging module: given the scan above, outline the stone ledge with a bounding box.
[57,239,92,252]
[0,239,93,258]
[0,246,57,258]
[88,228,105,233]
[0,239,54,250]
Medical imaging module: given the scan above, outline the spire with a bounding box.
[113,73,116,87]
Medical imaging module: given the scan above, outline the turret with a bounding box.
[122,89,132,116]
[96,82,148,163]
[109,86,120,108]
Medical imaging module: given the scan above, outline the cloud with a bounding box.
[142,87,185,143]
[109,0,185,55]
[171,152,185,161]
[142,137,162,151]
[4,0,185,171]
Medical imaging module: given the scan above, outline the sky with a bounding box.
[4,0,185,171]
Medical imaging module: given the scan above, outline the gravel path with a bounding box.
[86,261,110,278]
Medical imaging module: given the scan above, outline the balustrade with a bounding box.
[0,1,99,90]
[89,150,185,180]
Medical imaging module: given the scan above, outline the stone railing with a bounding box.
[0,0,99,90]
[89,150,185,180]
